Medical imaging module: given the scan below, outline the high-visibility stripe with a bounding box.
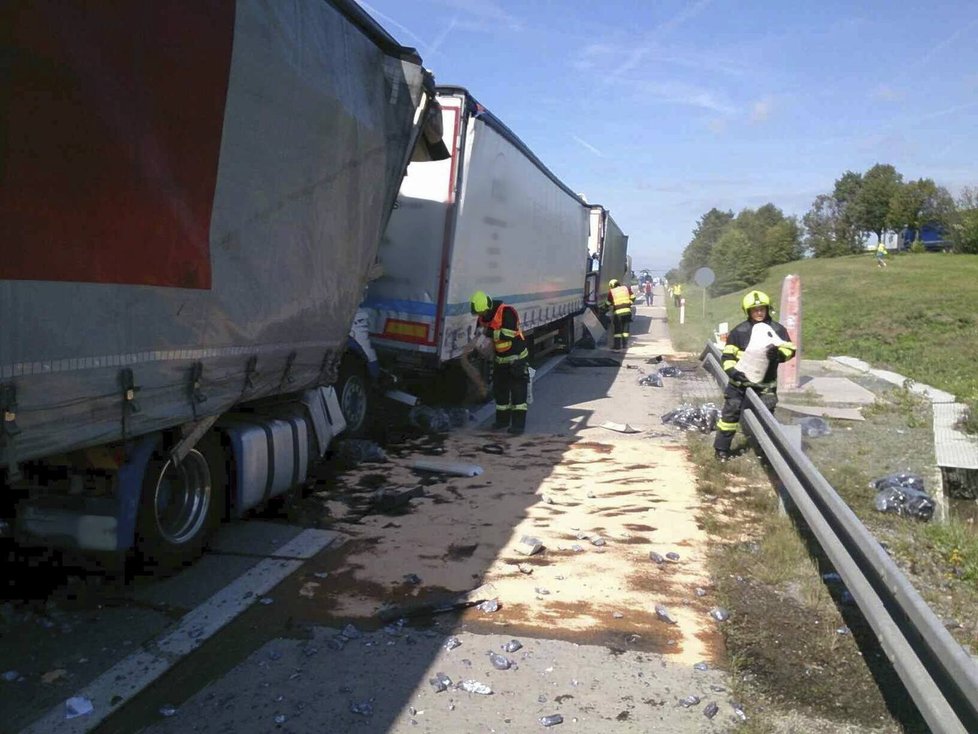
[512,403,528,411]
[716,419,738,432]
[495,348,528,364]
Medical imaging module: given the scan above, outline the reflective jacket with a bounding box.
[608,285,634,316]
[720,317,796,389]
[478,303,528,364]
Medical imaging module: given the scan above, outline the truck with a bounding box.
[343,87,593,417]
[585,205,631,308]
[0,0,443,564]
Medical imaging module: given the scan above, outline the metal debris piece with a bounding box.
[571,544,584,553]
[540,714,564,726]
[503,639,523,653]
[274,713,287,724]
[693,662,709,672]
[591,537,606,547]
[679,695,701,707]
[518,564,533,575]
[444,636,462,651]
[403,573,422,585]
[410,458,483,477]
[665,551,680,561]
[342,623,363,640]
[488,652,512,670]
[534,587,550,596]
[159,704,177,717]
[704,701,719,719]
[693,587,707,597]
[612,612,624,619]
[649,551,665,564]
[598,421,642,434]
[709,607,730,622]
[3,670,20,682]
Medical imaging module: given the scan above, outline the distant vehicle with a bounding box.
[899,225,951,253]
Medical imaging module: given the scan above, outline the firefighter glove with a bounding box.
[728,369,749,384]
[766,344,780,361]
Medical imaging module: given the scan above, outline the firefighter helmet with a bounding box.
[608,279,619,288]
[741,290,771,315]
[470,290,493,315]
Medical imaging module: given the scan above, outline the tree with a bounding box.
[888,178,956,247]
[708,228,766,294]
[851,164,903,244]
[949,187,978,254]
[803,194,862,257]
[762,218,803,265]
[679,208,733,279]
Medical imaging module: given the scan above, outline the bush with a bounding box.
[909,241,926,254]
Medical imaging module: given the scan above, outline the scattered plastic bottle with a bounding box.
[459,680,493,695]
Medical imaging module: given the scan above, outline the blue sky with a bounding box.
[358,0,978,275]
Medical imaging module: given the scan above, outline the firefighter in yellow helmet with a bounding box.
[606,278,636,351]
[714,290,796,460]
[470,290,530,434]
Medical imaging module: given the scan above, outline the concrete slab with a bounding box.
[790,376,877,405]
[830,355,871,373]
[934,403,978,470]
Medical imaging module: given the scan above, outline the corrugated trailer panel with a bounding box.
[0,0,432,466]
[365,88,590,366]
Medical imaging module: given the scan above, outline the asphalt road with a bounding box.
[3,288,747,733]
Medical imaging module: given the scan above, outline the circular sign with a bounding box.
[693,267,715,288]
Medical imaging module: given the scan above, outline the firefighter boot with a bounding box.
[507,411,526,435]
[613,336,622,351]
[493,410,510,430]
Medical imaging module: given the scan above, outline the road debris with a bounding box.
[65,695,93,720]
[540,713,564,726]
[459,680,493,695]
[429,673,453,692]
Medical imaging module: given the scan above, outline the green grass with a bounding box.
[668,252,978,419]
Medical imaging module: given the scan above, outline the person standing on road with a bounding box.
[714,290,796,461]
[875,242,888,268]
[643,280,653,306]
[606,278,635,351]
[672,282,684,307]
[470,290,530,435]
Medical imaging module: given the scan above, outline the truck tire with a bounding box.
[337,360,372,438]
[135,435,224,569]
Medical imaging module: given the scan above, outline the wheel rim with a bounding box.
[341,375,367,431]
[151,449,212,545]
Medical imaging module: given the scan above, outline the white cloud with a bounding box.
[572,135,605,157]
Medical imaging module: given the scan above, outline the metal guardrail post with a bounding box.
[699,342,978,733]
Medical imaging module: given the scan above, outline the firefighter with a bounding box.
[672,282,684,307]
[470,290,530,434]
[714,290,796,460]
[606,278,635,351]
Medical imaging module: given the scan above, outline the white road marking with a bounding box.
[20,529,334,734]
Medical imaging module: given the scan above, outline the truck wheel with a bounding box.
[337,360,371,438]
[136,440,222,569]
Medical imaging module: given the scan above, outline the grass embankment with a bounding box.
[667,251,978,425]
[666,252,978,730]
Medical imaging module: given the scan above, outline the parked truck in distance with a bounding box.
[0,0,443,565]
[343,87,593,413]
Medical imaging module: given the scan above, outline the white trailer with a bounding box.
[362,87,590,383]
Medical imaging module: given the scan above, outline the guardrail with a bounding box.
[700,342,978,734]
